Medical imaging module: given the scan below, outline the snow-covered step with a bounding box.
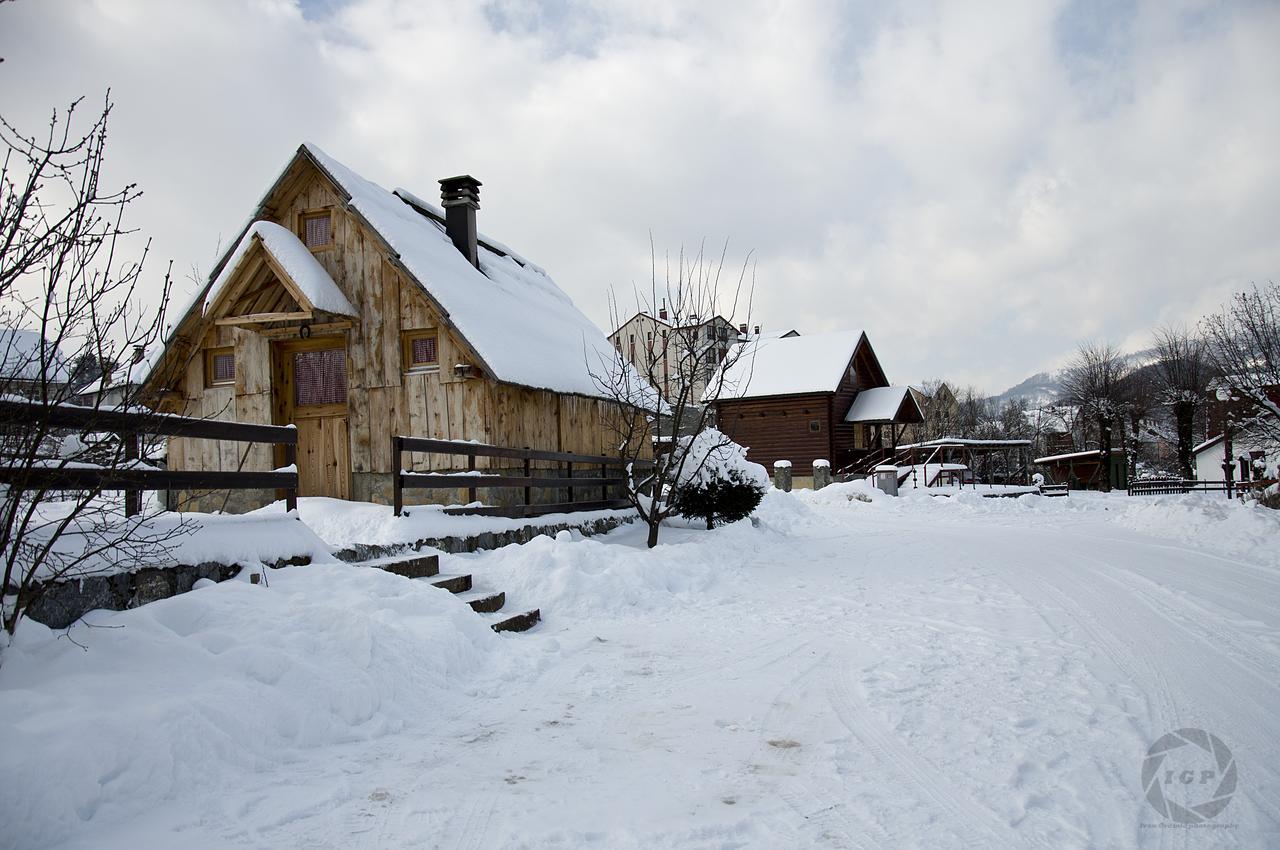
[458,589,506,614]
[430,573,473,594]
[488,609,541,633]
[368,553,439,579]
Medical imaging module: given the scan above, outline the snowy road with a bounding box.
[3,488,1279,848]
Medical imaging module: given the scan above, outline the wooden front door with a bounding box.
[274,337,351,499]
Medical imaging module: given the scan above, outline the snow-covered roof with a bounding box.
[1192,434,1224,456]
[843,386,922,423]
[1033,448,1126,464]
[206,221,357,318]
[303,144,622,399]
[897,437,1034,449]
[706,329,867,401]
[0,328,70,384]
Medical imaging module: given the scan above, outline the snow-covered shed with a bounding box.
[706,329,921,476]
[146,143,638,510]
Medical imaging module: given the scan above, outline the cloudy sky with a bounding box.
[2,0,1277,393]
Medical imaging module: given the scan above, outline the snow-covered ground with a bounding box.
[3,486,1279,848]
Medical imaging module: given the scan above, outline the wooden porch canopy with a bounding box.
[843,386,924,425]
[204,221,358,329]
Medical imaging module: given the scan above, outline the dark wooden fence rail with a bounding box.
[0,399,299,515]
[393,436,647,518]
[1126,479,1273,497]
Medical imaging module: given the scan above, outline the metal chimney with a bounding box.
[438,175,482,268]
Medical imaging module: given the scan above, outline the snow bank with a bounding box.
[0,562,502,848]
[466,530,726,619]
[13,504,338,582]
[276,497,635,550]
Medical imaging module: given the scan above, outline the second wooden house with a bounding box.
[707,329,922,484]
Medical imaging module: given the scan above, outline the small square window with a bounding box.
[300,211,332,250]
[809,419,822,433]
[403,330,440,371]
[205,348,235,387]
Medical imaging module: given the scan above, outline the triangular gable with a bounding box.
[204,222,356,326]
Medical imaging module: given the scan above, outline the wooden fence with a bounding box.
[0,399,299,515]
[392,436,645,518]
[1126,479,1262,497]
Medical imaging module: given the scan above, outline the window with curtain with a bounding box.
[293,348,347,406]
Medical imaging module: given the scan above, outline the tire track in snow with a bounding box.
[739,647,888,849]
[825,660,1043,849]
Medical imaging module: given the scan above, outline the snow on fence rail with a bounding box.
[0,399,299,515]
[392,436,651,518]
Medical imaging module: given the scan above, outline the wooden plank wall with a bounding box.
[716,393,832,476]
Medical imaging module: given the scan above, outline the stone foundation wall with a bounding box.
[333,512,636,561]
[26,562,245,629]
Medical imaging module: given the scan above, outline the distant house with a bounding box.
[0,328,71,400]
[608,309,744,404]
[901,381,957,444]
[1187,381,1280,484]
[707,329,922,480]
[145,143,640,510]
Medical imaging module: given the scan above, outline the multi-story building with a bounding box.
[608,307,751,404]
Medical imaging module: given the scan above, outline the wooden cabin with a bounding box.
[709,329,922,480]
[146,143,639,512]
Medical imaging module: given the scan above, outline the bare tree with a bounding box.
[1151,325,1213,478]
[591,242,755,548]
[1202,283,1280,446]
[0,93,184,636]
[1058,342,1131,491]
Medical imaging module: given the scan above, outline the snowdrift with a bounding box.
[0,563,503,848]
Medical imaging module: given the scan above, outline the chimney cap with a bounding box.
[439,175,482,209]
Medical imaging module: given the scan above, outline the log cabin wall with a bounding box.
[164,163,632,512]
[716,393,832,476]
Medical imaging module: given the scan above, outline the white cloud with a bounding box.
[1,0,1276,393]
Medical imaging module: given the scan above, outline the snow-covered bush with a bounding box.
[668,429,768,529]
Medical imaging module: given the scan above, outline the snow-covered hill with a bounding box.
[990,346,1159,407]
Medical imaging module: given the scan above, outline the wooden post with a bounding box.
[284,440,298,514]
[523,448,531,511]
[566,460,574,506]
[600,462,608,502]
[392,436,403,516]
[122,430,141,517]
[467,452,477,505]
